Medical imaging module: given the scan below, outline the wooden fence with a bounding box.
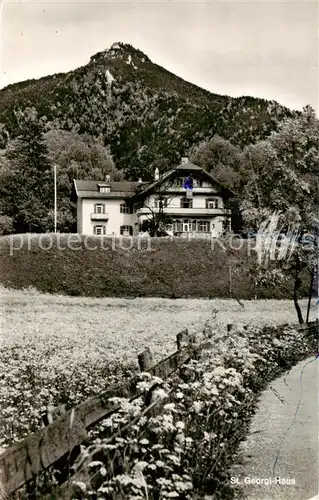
[0,321,318,499]
[0,328,198,498]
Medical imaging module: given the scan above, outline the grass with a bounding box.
[1,285,317,449]
[0,234,311,299]
[17,320,317,499]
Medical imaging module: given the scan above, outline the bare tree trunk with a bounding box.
[293,255,304,324]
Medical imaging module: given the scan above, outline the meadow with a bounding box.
[1,285,317,454]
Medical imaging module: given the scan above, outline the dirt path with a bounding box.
[231,356,318,500]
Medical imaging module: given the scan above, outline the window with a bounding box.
[94,203,105,214]
[183,220,190,232]
[198,221,210,232]
[120,225,133,236]
[154,197,168,209]
[174,178,184,187]
[192,178,202,187]
[205,198,219,209]
[120,203,133,214]
[94,225,106,235]
[171,219,212,233]
[99,185,111,193]
[180,197,193,208]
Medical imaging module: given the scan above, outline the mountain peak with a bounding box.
[90,42,151,65]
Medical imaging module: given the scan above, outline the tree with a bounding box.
[0,119,123,233]
[43,129,123,232]
[135,176,174,237]
[0,108,54,232]
[44,129,123,182]
[189,135,243,192]
[0,214,13,235]
[241,106,319,322]
[190,135,245,233]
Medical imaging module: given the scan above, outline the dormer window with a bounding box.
[98,184,111,193]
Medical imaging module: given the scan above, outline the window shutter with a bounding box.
[207,222,210,232]
[103,226,106,235]
[94,204,97,214]
[129,226,133,236]
[120,226,124,235]
[102,204,105,214]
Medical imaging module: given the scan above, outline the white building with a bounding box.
[73,158,233,237]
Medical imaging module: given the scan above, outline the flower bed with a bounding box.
[2,287,315,451]
[28,321,317,500]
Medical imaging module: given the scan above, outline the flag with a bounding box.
[183,176,193,190]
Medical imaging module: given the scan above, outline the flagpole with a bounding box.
[54,164,57,234]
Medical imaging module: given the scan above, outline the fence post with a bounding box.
[176,329,189,350]
[188,333,197,345]
[42,404,67,426]
[138,348,153,371]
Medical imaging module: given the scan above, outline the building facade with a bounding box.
[73,159,233,237]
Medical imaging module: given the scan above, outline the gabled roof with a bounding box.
[131,161,236,199]
[74,180,140,193]
[73,161,236,201]
[73,180,149,199]
[175,161,202,171]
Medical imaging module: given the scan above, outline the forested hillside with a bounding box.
[0,42,294,180]
[0,42,310,234]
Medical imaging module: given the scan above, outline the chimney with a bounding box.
[154,167,159,181]
[181,156,189,164]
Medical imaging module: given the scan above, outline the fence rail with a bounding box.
[0,321,317,498]
[0,329,197,497]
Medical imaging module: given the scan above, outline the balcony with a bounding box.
[90,212,109,220]
[174,231,212,239]
[136,207,230,217]
[165,186,219,194]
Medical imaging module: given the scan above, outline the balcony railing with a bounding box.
[90,213,109,220]
[136,207,230,216]
[173,231,213,239]
[165,187,220,194]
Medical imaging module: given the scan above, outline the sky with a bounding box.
[0,0,318,112]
